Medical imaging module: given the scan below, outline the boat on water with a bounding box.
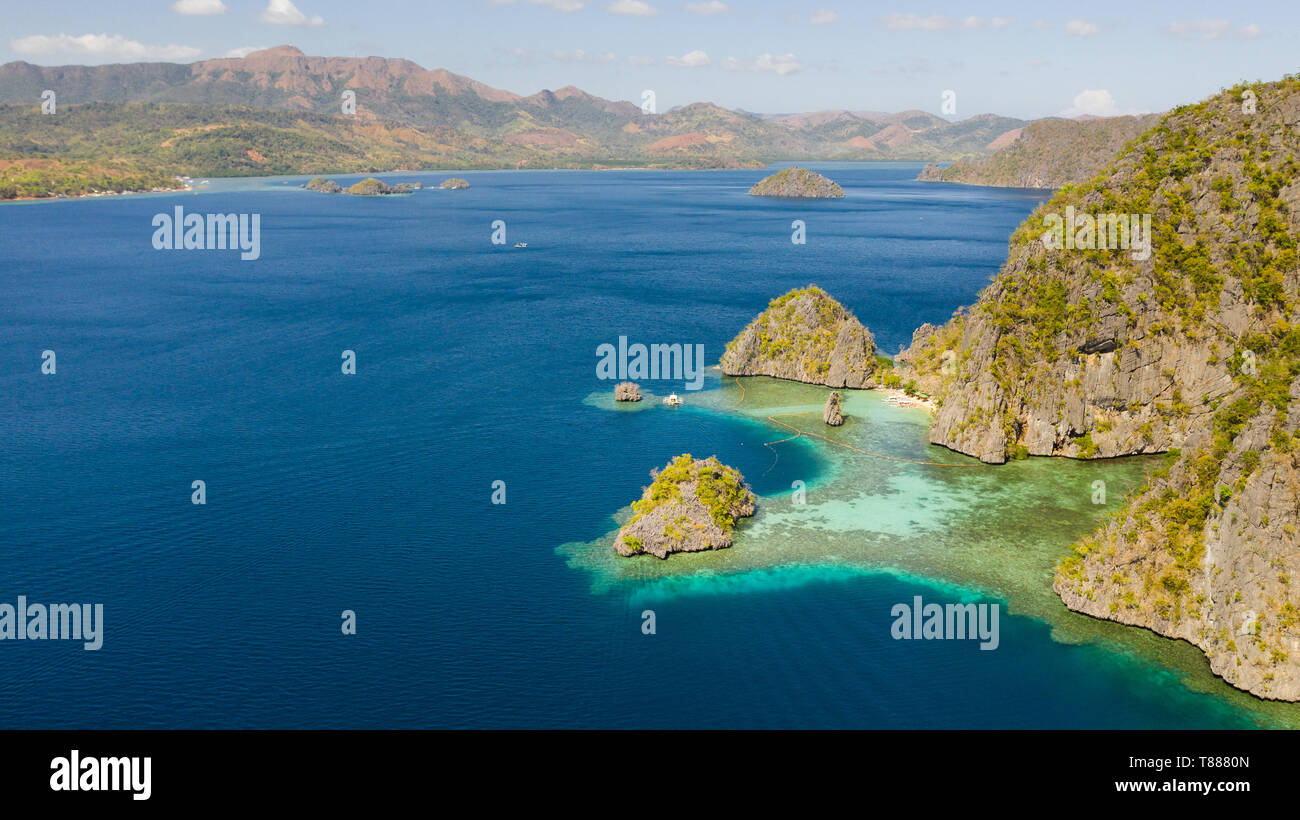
[663,393,683,407]
[514,242,528,248]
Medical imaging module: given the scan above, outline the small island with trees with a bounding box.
[748,167,845,198]
[614,455,756,559]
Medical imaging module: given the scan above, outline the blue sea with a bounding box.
[0,163,1292,728]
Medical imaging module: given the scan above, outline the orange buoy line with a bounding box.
[730,377,981,469]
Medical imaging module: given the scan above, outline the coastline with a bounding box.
[567,375,1298,724]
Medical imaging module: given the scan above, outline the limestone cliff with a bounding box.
[614,455,756,559]
[721,285,878,388]
[897,77,1300,699]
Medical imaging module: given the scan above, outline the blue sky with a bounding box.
[3,0,1297,118]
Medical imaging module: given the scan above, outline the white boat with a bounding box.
[663,393,683,407]
[514,242,527,248]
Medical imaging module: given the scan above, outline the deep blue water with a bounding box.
[0,164,1260,727]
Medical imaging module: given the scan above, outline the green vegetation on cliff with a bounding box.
[615,455,756,559]
[924,114,1160,189]
[721,285,878,388]
[898,75,1300,699]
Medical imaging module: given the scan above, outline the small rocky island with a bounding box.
[303,177,343,193]
[614,382,642,402]
[721,285,879,388]
[823,391,844,426]
[301,177,423,196]
[748,167,844,198]
[614,455,756,559]
[439,178,470,190]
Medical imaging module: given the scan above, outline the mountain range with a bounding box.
[0,44,1044,186]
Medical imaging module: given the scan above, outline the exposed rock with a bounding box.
[823,391,844,426]
[748,167,844,198]
[303,177,343,193]
[440,178,470,189]
[1057,373,1300,700]
[345,177,418,196]
[916,162,945,182]
[721,285,878,388]
[896,77,1300,698]
[614,382,642,402]
[614,455,756,559]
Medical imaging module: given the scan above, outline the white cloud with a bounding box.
[10,33,201,61]
[685,1,727,14]
[608,0,657,15]
[259,0,324,26]
[225,45,268,58]
[1060,89,1140,117]
[1237,23,1261,39]
[667,49,710,67]
[810,9,838,25]
[882,14,1011,31]
[883,13,954,30]
[173,0,227,14]
[723,53,802,75]
[1065,19,1101,37]
[754,53,802,74]
[1165,19,1231,40]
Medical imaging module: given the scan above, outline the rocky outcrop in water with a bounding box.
[614,455,756,559]
[303,177,343,193]
[748,167,844,198]
[824,391,844,426]
[615,382,642,402]
[346,177,421,195]
[440,178,470,189]
[304,177,421,195]
[721,285,878,388]
[897,77,1300,699]
[1056,376,1300,700]
[917,162,945,182]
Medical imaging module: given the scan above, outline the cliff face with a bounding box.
[919,114,1160,189]
[748,167,845,198]
[721,285,878,388]
[1057,373,1300,700]
[899,78,1300,698]
[614,455,756,559]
